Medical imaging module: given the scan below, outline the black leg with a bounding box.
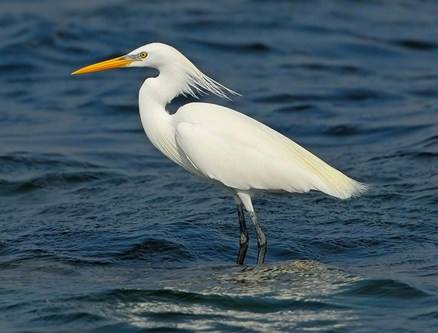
[236,204,249,265]
[249,211,267,265]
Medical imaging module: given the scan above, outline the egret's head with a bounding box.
[126,43,188,69]
[72,43,185,74]
[72,42,239,99]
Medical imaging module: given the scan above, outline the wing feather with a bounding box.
[175,122,314,192]
[173,102,366,198]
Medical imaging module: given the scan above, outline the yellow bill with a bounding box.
[71,56,133,75]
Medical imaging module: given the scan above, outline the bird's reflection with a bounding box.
[182,260,359,298]
[108,261,359,331]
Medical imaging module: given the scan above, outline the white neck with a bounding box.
[137,69,180,164]
[137,61,237,164]
[140,66,185,107]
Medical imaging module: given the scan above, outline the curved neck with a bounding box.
[138,70,177,158]
[138,73,172,132]
[140,66,187,108]
[138,70,184,166]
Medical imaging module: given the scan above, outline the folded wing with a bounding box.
[174,103,366,199]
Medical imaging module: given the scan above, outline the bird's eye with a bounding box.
[139,52,148,59]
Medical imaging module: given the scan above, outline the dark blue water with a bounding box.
[1,0,438,332]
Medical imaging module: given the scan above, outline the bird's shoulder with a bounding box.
[173,102,281,140]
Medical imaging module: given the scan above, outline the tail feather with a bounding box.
[321,174,368,200]
[282,137,367,199]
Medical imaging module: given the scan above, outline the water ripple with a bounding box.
[1,0,438,332]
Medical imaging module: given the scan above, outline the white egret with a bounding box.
[72,43,366,265]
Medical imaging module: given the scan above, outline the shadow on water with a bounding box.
[55,261,363,332]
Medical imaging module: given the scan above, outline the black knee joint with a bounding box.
[258,234,267,247]
[240,231,249,245]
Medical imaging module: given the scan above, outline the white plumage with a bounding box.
[73,42,366,265]
[174,103,366,199]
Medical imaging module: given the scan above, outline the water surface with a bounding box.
[1,1,438,332]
